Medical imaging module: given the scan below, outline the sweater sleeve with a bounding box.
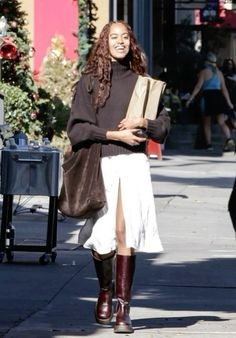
[67,74,107,146]
[146,105,171,143]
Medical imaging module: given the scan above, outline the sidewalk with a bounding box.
[0,148,236,338]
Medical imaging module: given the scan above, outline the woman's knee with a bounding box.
[116,226,126,244]
[216,114,225,126]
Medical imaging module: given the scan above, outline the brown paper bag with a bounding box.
[126,76,166,119]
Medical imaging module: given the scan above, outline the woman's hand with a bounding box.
[186,98,193,108]
[118,117,147,130]
[106,129,146,146]
[228,102,234,110]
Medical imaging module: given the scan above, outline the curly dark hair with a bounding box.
[83,20,147,108]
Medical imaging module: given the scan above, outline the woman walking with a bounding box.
[186,52,235,151]
[67,21,170,334]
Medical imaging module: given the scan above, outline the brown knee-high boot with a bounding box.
[92,250,115,324]
[114,254,136,334]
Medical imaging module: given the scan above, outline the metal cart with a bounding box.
[0,144,60,264]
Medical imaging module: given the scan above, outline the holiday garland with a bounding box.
[0,0,41,135]
[76,0,97,72]
[0,0,98,138]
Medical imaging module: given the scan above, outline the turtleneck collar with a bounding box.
[111,58,131,79]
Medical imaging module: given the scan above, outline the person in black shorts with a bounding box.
[186,52,235,151]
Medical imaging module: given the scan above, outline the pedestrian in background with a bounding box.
[221,57,236,130]
[221,57,236,109]
[67,21,170,334]
[186,52,235,152]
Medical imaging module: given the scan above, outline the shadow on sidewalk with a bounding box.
[152,174,234,189]
[132,315,228,331]
[0,250,236,335]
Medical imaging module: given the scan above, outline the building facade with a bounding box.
[21,0,78,73]
[21,0,236,81]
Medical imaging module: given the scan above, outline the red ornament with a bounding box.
[0,36,18,59]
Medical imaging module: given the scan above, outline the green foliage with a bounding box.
[0,0,36,93]
[0,0,42,135]
[35,87,71,139]
[0,0,78,138]
[76,0,98,72]
[38,35,78,138]
[0,82,41,134]
[39,36,78,106]
[0,0,98,137]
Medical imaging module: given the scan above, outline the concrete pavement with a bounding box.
[0,147,235,338]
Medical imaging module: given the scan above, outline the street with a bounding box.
[0,148,235,338]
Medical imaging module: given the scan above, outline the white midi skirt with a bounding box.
[83,153,163,254]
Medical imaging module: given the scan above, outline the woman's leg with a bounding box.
[116,183,132,256]
[114,183,135,334]
[216,113,231,139]
[216,114,235,151]
[202,115,212,146]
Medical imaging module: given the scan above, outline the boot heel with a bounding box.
[114,324,134,334]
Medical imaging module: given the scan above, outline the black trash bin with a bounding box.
[0,144,61,264]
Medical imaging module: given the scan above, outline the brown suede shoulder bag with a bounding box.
[58,141,106,218]
[59,73,106,219]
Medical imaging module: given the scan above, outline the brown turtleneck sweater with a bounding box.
[67,61,170,157]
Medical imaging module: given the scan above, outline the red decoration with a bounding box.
[0,36,18,59]
[146,140,162,160]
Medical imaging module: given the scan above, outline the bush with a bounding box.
[0,82,42,135]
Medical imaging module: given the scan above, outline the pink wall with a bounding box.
[34,0,78,73]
